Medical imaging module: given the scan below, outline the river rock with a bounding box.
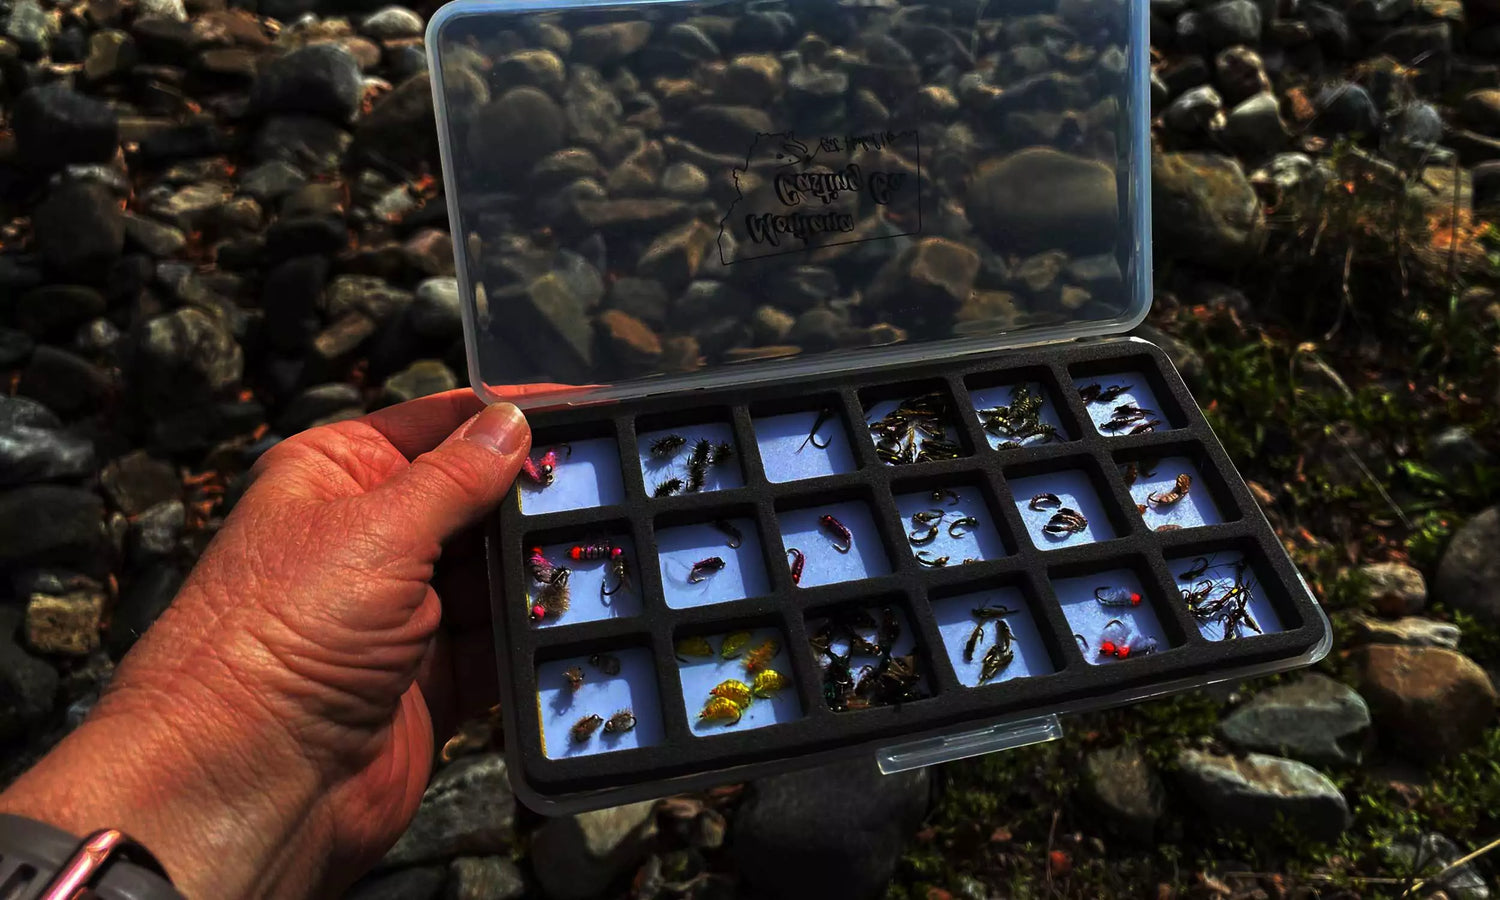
[599,309,662,372]
[0,398,95,487]
[18,348,114,417]
[1384,833,1491,900]
[572,21,651,66]
[411,278,464,341]
[0,615,59,742]
[100,451,179,517]
[123,213,188,258]
[0,486,106,571]
[325,275,412,323]
[251,44,364,122]
[1314,82,1381,138]
[1438,506,1500,620]
[1164,85,1225,133]
[4,0,51,59]
[446,857,524,900]
[360,5,423,39]
[1221,92,1288,156]
[15,286,106,341]
[354,73,447,174]
[13,83,120,168]
[531,801,656,900]
[251,116,353,176]
[1358,561,1427,616]
[1219,674,1372,765]
[1081,746,1166,839]
[135,308,244,418]
[108,564,182,658]
[1350,615,1462,649]
[733,759,929,900]
[381,754,515,868]
[1355,644,1497,761]
[1203,0,1261,48]
[26,588,105,656]
[467,87,566,176]
[346,866,446,900]
[383,360,457,405]
[1174,749,1350,840]
[32,182,125,276]
[1152,152,1265,268]
[866,238,980,337]
[968,148,1119,255]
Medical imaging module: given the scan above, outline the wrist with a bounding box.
[0,663,332,899]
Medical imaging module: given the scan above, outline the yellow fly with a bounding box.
[709,678,754,709]
[698,696,743,725]
[752,669,789,698]
[675,636,714,661]
[720,631,753,659]
[742,638,780,673]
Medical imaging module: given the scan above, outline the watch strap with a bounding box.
[0,814,183,900]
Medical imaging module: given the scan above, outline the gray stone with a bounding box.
[637,220,716,289]
[108,564,182,658]
[138,0,186,21]
[1384,833,1490,900]
[1350,615,1462,650]
[1464,90,1500,137]
[495,49,565,96]
[382,754,515,868]
[733,759,929,900]
[123,213,187,257]
[468,88,566,175]
[1221,92,1288,156]
[147,182,229,232]
[501,252,603,380]
[130,500,184,562]
[446,857,525,900]
[532,801,658,900]
[346,866,447,900]
[251,44,364,122]
[562,67,623,148]
[0,486,106,571]
[383,360,458,406]
[360,5,424,39]
[4,0,50,58]
[572,20,651,66]
[968,148,1119,256]
[1314,82,1381,138]
[100,451,179,516]
[136,308,244,418]
[0,329,34,369]
[1152,152,1264,268]
[659,161,708,199]
[1214,46,1270,106]
[1428,425,1493,477]
[251,116,353,176]
[1163,85,1224,133]
[32,182,125,275]
[324,275,412,323]
[0,405,94,488]
[411,277,464,341]
[1351,0,1412,21]
[239,160,308,205]
[1358,561,1428,616]
[1219,674,1372,765]
[18,348,113,417]
[1081,746,1166,839]
[13,83,119,168]
[1436,506,1500,620]
[1174,749,1350,841]
[1202,0,1261,48]
[0,617,59,742]
[679,105,773,154]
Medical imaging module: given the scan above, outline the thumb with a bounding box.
[366,402,531,552]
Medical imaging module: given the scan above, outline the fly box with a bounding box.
[427,0,1331,814]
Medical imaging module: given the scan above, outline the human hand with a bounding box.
[0,386,559,899]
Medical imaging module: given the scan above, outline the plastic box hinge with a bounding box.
[876,714,1064,774]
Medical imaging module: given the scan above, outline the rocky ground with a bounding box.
[2,0,1500,896]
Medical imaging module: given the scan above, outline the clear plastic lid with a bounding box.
[427,0,1152,408]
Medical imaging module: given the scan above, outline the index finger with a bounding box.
[359,384,574,460]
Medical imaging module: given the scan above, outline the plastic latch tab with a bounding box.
[874,715,1065,774]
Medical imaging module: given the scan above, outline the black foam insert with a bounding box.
[486,338,1328,811]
